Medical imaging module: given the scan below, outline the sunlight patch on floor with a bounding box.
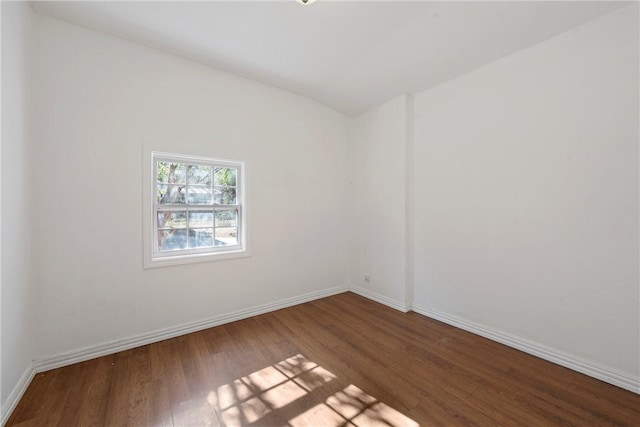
[207,354,335,425]
[206,354,418,426]
[292,384,419,427]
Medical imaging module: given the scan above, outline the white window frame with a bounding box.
[143,147,249,268]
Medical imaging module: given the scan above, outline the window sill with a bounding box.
[144,249,251,269]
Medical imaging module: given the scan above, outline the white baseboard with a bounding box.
[34,285,348,373]
[7,287,636,427]
[411,303,639,394]
[2,286,348,424]
[349,286,410,313]
[1,363,35,426]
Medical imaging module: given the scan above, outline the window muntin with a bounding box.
[152,152,244,260]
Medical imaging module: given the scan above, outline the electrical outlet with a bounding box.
[364,274,370,283]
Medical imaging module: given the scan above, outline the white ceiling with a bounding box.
[31,1,630,116]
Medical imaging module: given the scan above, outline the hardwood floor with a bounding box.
[7,292,640,426]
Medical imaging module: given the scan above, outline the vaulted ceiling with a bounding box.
[31,1,630,116]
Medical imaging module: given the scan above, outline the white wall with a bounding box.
[1,0,35,413]
[31,15,352,359]
[351,96,408,309]
[413,5,639,379]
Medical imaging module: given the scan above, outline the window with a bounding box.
[144,150,248,267]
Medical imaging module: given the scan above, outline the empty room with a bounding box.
[2,0,639,426]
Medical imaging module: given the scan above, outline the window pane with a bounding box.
[157,162,186,184]
[151,153,245,262]
[157,184,185,204]
[214,187,236,205]
[215,209,237,227]
[187,186,213,204]
[189,211,213,228]
[189,228,213,248]
[158,229,187,251]
[214,167,237,186]
[215,227,237,246]
[157,210,186,229]
[188,164,212,185]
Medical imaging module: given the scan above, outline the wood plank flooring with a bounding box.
[7,292,640,426]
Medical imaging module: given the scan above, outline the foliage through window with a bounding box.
[152,152,244,260]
